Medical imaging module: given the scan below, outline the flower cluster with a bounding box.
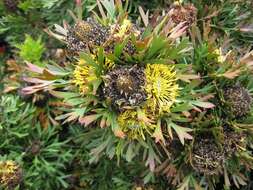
[0,161,22,189]
[64,17,181,140]
[20,1,253,189]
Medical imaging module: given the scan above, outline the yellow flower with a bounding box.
[0,161,17,174]
[104,57,115,70]
[145,64,178,114]
[214,48,225,63]
[110,19,141,39]
[73,56,114,94]
[117,109,155,140]
[0,160,19,186]
[112,19,132,38]
[73,59,97,94]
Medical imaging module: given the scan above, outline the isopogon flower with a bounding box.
[73,59,98,94]
[145,64,178,114]
[117,109,155,140]
[103,65,147,110]
[0,161,23,189]
[104,19,140,55]
[191,136,224,175]
[223,85,252,118]
[111,19,132,39]
[66,18,109,54]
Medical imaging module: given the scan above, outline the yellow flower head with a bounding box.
[111,19,132,39]
[73,56,115,94]
[214,48,225,63]
[145,64,178,114]
[111,19,140,39]
[104,57,115,69]
[73,59,97,94]
[117,109,155,140]
[0,160,20,186]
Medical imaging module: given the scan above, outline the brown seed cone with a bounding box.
[170,4,197,27]
[26,140,41,155]
[66,18,109,54]
[191,136,224,175]
[6,167,22,189]
[223,85,252,118]
[103,65,147,111]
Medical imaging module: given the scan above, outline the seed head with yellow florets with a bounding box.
[144,64,179,114]
[117,109,156,140]
[73,56,115,94]
[0,160,23,189]
[72,59,98,94]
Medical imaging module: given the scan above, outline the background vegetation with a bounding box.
[1,0,253,189]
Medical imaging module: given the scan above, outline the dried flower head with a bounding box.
[66,18,109,54]
[145,64,178,114]
[223,85,252,118]
[0,161,22,189]
[170,4,197,27]
[103,65,147,110]
[192,136,224,175]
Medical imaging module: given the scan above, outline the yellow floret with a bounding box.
[145,64,178,114]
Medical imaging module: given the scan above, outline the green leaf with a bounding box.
[145,36,168,60]
[125,142,135,162]
[50,91,80,99]
[40,0,59,9]
[145,142,160,171]
[46,64,70,76]
[165,120,193,145]
[171,102,193,112]
[114,40,127,57]
[100,0,116,21]
[79,52,103,75]
[15,34,45,63]
[97,47,105,66]
[90,136,112,163]
[65,97,86,106]
[91,78,102,94]
[143,171,155,184]
[152,119,165,144]
[191,101,215,109]
[167,38,191,60]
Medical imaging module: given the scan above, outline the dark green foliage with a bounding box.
[0,0,96,46]
[68,124,169,190]
[0,95,73,189]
